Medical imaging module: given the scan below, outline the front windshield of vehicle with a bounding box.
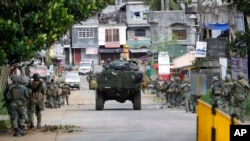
[80,63,91,67]
[66,72,79,78]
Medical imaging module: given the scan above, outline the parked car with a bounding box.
[64,64,73,71]
[65,71,80,90]
[78,59,94,75]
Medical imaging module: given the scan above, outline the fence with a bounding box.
[197,99,242,141]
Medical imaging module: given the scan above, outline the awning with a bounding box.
[99,48,123,53]
[129,49,149,53]
[203,23,229,31]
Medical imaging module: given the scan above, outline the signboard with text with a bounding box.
[195,41,207,58]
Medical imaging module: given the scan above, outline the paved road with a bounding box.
[0,67,197,141]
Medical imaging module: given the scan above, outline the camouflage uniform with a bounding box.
[167,77,176,108]
[210,76,223,109]
[46,79,58,108]
[221,74,234,114]
[181,78,193,113]
[29,73,46,128]
[174,77,182,107]
[5,75,29,136]
[161,80,170,103]
[61,83,71,105]
[232,72,250,122]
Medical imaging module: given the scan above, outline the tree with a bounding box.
[226,0,250,57]
[0,0,110,66]
[143,0,191,11]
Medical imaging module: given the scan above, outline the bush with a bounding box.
[200,90,250,116]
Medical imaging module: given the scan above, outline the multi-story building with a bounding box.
[70,16,99,65]
[98,5,127,62]
[124,1,151,59]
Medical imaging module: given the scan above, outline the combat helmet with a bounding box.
[12,75,22,84]
[237,72,244,79]
[224,74,232,81]
[212,76,219,82]
[33,73,40,81]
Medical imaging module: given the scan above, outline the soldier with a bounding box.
[29,73,46,128]
[23,79,32,129]
[174,77,182,107]
[61,83,71,105]
[47,79,58,108]
[161,79,170,104]
[210,76,223,109]
[232,72,250,122]
[167,77,176,108]
[180,77,193,113]
[221,74,234,114]
[5,75,29,136]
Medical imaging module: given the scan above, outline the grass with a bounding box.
[200,90,250,116]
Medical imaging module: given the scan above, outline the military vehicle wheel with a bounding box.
[133,90,141,110]
[96,91,104,110]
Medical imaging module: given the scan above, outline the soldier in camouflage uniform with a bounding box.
[167,77,176,108]
[29,73,46,128]
[5,75,29,136]
[210,76,223,109]
[180,78,193,113]
[61,83,71,105]
[221,74,234,114]
[174,77,182,107]
[232,72,250,122]
[47,79,58,108]
[23,80,32,129]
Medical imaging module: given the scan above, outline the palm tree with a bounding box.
[143,0,191,11]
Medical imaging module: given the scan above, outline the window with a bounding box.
[105,29,119,42]
[135,29,146,36]
[172,30,186,40]
[78,28,94,38]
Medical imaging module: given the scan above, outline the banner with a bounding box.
[158,52,170,65]
[195,41,207,58]
[231,57,248,80]
[158,64,170,75]
[86,48,98,54]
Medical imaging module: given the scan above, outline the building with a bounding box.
[98,5,127,62]
[71,16,99,65]
[124,1,151,59]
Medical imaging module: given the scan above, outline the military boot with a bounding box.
[19,126,25,136]
[29,122,34,128]
[37,116,41,128]
[13,128,20,137]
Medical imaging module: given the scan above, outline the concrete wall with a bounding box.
[126,2,149,25]
[147,11,196,46]
[127,27,151,39]
[71,27,99,48]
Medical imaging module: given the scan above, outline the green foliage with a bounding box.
[143,0,191,11]
[232,0,250,14]
[150,34,178,52]
[226,32,250,57]
[0,120,11,132]
[200,90,213,105]
[0,0,109,66]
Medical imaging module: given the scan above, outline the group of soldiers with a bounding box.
[3,73,71,137]
[210,72,250,123]
[152,71,250,123]
[152,76,198,113]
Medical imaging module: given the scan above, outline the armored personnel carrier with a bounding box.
[88,59,150,110]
